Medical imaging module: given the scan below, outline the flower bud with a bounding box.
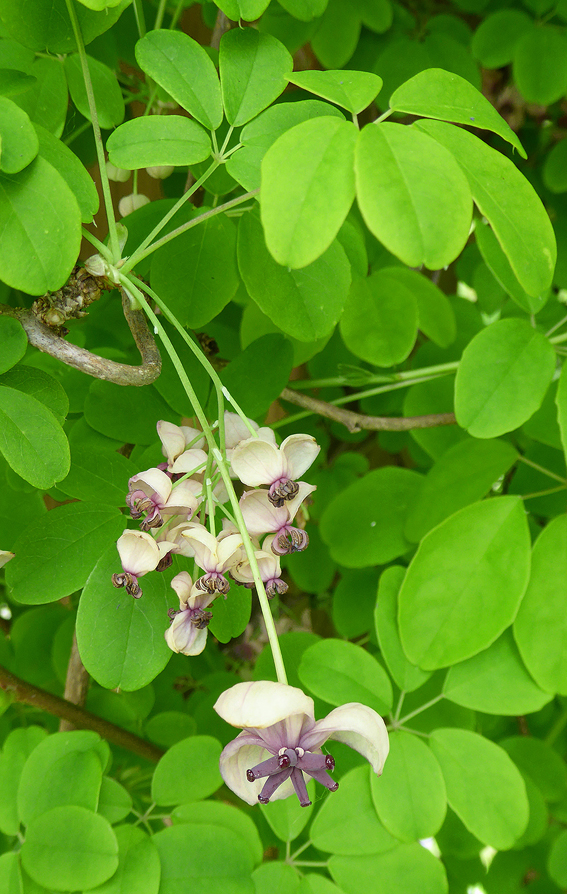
[118,193,150,217]
[106,162,131,183]
[146,165,175,180]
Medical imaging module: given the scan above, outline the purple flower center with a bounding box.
[271,526,309,556]
[268,478,299,508]
[246,746,338,807]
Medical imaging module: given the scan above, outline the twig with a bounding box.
[0,289,161,386]
[280,388,456,433]
[210,9,234,49]
[0,663,164,763]
[59,631,90,733]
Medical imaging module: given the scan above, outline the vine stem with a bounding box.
[64,0,120,262]
[121,277,288,686]
[397,693,444,726]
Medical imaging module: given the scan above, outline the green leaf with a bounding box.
[135,30,222,131]
[21,805,118,892]
[311,765,397,855]
[238,208,351,342]
[398,496,531,670]
[0,69,36,98]
[151,736,222,805]
[0,95,38,173]
[429,728,529,849]
[475,218,546,314]
[340,270,418,366]
[85,381,174,445]
[0,853,22,894]
[64,54,124,129]
[226,99,343,192]
[471,9,532,69]
[513,25,567,105]
[355,122,472,269]
[13,57,68,137]
[151,210,239,329]
[260,779,315,842]
[0,156,81,294]
[279,0,328,19]
[390,68,525,157]
[0,317,26,373]
[220,29,292,127]
[76,542,173,691]
[375,566,431,693]
[0,387,70,488]
[405,438,519,542]
[287,69,383,115]
[261,116,357,269]
[556,359,567,462]
[443,629,552,714]
[75,0,124,8]
[514,515,567,695]
[548,829,567,887]
[97,777,133,825]
[91,825,160,894]
[455,319,556,438]
[172,801,263,867]
[18,734,104,826]
[253,863,299,894]
[145,713,196,749]
[382,266,456,348]
[0,727,47,835]
[371,731,446,841]
[57,448,137,506]
[329,843,448,894]
[415,119,556,296]
[152,824,254,894]
[333,568,377,639]
[0,0,129,53]
[500,735,567,803]
[219,333,294,419]
[7,502,124,605]
[1,365,68,423]
[298,639,393,713]
[543,139,567,193]
[320,466,423,567]
[107,116,211,169]
[404,376,467,460]
[208,584,252,643]
[35,124,98,222]
[311,0,361,69]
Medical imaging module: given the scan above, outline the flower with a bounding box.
[239,483,316,555]
[231,434,320,507]
[177,524,243,594]
[165,571,215,656]
[0,551,14,569]
[127,468,202,530]
[112,530,176,598]
[214,681,389,807]
[231,546,288,598]
[156,421,206,472]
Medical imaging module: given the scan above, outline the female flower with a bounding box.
[165,571,215,656]
[214,681,389,807]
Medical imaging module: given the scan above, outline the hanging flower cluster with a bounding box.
[214,681,389,808]
[112,415,320,656]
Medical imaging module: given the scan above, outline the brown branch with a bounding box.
[0,289,161,386]
[281,387,456,434]
[59,631,90,733]
[0,664,164,763]
[210,9,234,50]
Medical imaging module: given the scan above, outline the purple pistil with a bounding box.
[247,747,338,807]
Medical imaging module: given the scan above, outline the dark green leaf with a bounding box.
[220,333,294,419]
[0,386,70,488]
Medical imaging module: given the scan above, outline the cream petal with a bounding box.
[179,426,206,449]
[165,612,208,655]
[219,737,272,806]
[170,570,193,607]
[285,481,317,522]
[239,490,285,536]
[300,703,390,776]
[157,421,186,465]
[214,681,314,729]
[0,550,14,569]
[162,480,201,517]
[170,448,208,475]
[216,533,244,571]
[231,438,284,487]
[130,467,172,504]
[224,412,259,449]
[281,434,320,480]
[116,530,161,575]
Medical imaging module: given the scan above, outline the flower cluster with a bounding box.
[214,681,389,808]
[112,414,320,656]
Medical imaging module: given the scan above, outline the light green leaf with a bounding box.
[471,9,532,69]
[287,69,383,114]
[443,629,552,714]
[329,843,448,894]
[0,156,81,294]
[57,448,136,506]
[152,824,254,894]
[253,862,299,894]
[375,566,431,693]
[405,438,519,542]
[355,122,472,269]
[311,765,397,855]
[279,0,329,19]
[556,357,567,461]
[21,805,118,892]
[500,735,567,803]
[513,26,567,106]
[382,266,456,347]
[0,95,38,172]
[75,0,124,8]
[208,584,252,643]
[13,57,68,137]
[0,0,129,54]
[238,208,351,341]
[415,119,556,296]
[455,318,556,438]
[0,318,26,374]
[261,116,357,269]
[97,777,133,825]
[311,0,361,69]
[91,825,160,894]
[6,503,124,605]
[339,270,418,366]
[390,68,525,157]
[35,123,98,222]
[398,496,531,669]
[0,727,47,836]
[371,731,446,841]
[151,737,222,805]
[320,466,423,567]
[172,801,263,867]
[544,139,567,193]
[76,542,173,691]
[107,116,211,169]
[0,386,70,488]
[299,639,393,713]
[0,852,22,894]
[260,779,315,842]
[475,218,547,314]
[64,54,124,129]
[430,728,528,849]
[548,829,567,887]
[514,514,567,695]
[220,28,292,126]
[0,69,36,98]
[135,30,222,131]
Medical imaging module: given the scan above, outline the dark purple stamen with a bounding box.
[271,526,309,556]
[268,478,299,508]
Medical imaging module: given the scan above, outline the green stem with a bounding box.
[291,361,459,391]
[154,0,168,29]
[521,485,567,500]
[170,0,185,28]
[122,187,258,274]
[64,0,120,263]
[81,228,113,261]
[132,0,146,37]
[120,161,221,274]
[374,108,394,124]
[289,840,313,861]
[393,690,406,723]
[397,694,444,726]
[517,454,567,484]
[545,706,567,745]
